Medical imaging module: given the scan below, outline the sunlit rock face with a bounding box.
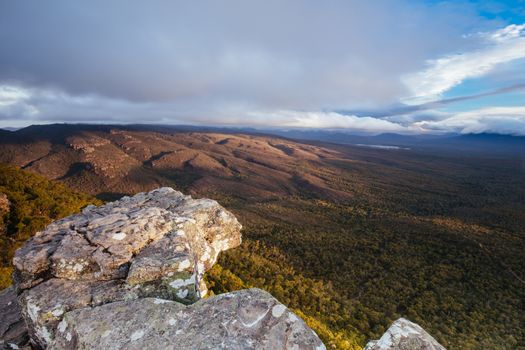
[364,318,446,350]
[49,288,325,350]
[12,188,242,348]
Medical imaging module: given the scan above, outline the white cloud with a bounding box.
[0,85,31,107]
[0,85,39,117]
[0,1,483,113]
[244,110,409,132]
[403,23,525,104]
[0,83,410,132]
[2,83,524,136]
[0,3,523,136]
[414,106,525,135]
[490,23,525,42]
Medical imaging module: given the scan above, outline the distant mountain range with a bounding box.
[3,124,523,155]
[245,129,525,155]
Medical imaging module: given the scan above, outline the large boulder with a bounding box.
[364,318,446,350]
[12,188,242,348]
[49,288,325,350]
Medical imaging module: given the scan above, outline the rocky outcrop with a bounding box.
[7,187,325,350]
[49,288,325,350]
[364,318,446,350]
[12,188,242,348]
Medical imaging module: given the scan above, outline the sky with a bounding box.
[0,0,525,135]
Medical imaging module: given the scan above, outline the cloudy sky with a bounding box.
[1,0,525,134]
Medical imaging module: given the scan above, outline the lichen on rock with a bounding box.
[49,288,325,350]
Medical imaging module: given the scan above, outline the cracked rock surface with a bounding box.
[364,318,446,350]
[0,286,30,349]
[12,188,242,348]
[49,288,325,350]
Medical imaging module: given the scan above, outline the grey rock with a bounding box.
[0,287,30,350]
[364,318,446,350]
[12,188,242,348]
[17,278,144,348]
[49,288,325,350]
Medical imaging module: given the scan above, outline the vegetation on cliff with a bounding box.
[0,163,100,289]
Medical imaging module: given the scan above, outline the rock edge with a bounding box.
[364,318,446,350]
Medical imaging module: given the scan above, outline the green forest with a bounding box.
[206,197,524,349]
[0,163,99,289]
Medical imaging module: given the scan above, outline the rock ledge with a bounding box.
[50,288,325,350]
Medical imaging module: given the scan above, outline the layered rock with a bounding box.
[364,318,446,350]
[12,188,242,348]
[49,288,325,350]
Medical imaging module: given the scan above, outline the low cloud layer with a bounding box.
[413,106,525,135]
[0,1,524,135]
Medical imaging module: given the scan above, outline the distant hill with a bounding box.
[253,129,525,155]
[0,124,352,200]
